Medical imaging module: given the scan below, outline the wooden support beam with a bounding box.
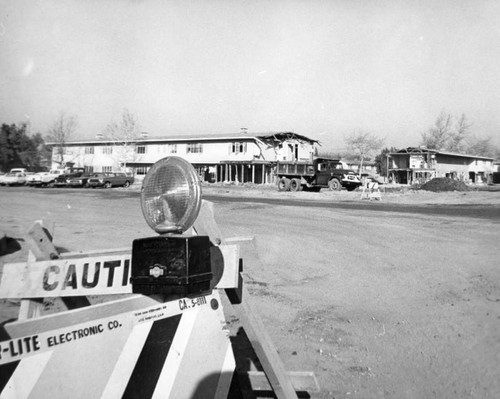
[18,251,44,319]
[193,200,223,245]
[0,230,7,255]
[19,221,59,320]
[26,221,59,261]
[232,284,299,399]
[247,371,319,393]
[20,221,91,319]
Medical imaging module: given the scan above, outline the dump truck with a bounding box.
[276,157,362,192]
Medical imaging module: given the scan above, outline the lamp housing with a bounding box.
[130,235,212,296]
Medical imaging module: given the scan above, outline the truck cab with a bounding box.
[314,159,360,190]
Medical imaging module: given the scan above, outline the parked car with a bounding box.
[9,168,28,174]
[68,174,92,188]
[1,169,30,185]
[54,168,86,187]
[0,172,28,186]
[87,172,134,188]
[38,169,66,187]
[26,172,50,186]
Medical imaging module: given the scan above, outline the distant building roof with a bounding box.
[344,160,376,166]
[389,147,494,161]
[48,131,319,146]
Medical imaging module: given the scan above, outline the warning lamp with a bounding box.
[140,156,202,234]
[130,157,212,296]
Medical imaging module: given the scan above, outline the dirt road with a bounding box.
[1,185,499,398]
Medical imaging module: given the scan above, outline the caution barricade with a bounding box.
[360,181,382,201]
[0,220,318,398]
[0,157,318,398]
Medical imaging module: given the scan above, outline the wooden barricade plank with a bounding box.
[0,247,239,300]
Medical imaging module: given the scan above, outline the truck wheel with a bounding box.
[104,182,112,188]
[328,178,341,191]
[277,177,291,192]
[290,178,302,192]
[124,181,130,188]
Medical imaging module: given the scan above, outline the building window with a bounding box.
[85,146,94,154]
[102,166,112,172]
[135,166,149,175]
[102,146,113,154]
[231,142,247,154]
[84,166,94,173]
[187,143,203,153]
[136,146,146,154]
[168,144,177,153]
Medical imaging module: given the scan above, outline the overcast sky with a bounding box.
[1,0,499,150]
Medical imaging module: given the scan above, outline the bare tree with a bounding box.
[345,130,385,176]
[420,111,452,150]
[103,109,141,170]
[467,136,496,157]
[448,113,472,153]
[419,111,499,156]
[46,112,78,166]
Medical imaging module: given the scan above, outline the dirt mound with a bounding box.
[419,178,470,192]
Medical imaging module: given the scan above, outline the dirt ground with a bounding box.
[1,184,499,398]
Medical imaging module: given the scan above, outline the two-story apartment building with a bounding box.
[49,131,318,184]
[387,147,495,184]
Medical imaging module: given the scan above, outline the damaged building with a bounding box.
[49,131,319,184]
[387,147,495,185]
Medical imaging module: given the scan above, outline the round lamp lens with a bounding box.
[141,157,202,233]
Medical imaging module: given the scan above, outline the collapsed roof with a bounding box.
[52,131,319,146]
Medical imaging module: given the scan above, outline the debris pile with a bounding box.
[419,178,470,192]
